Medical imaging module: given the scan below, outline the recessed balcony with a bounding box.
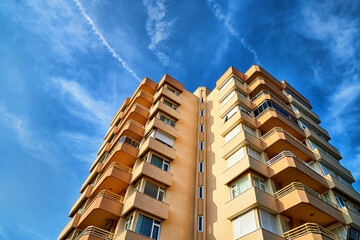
[149,100,180,120]
[248,77,288,104]
[131,161,173,187]
[256,108,305,140]
[114,120,145,144]
[58,213,81,240]
[220,109,256,135]
[217,76,249,101]
[288,94,321,124]
[78,190,125,229]
[313,148,354,183]
[76,226,115,240]
[224,187,277,220]
[340,207,360,229]
[218,91,252,118]
[252,91,293,118]
[121,191,169,220]
[294,110,330,140]
[90,162,132,198]
[325,174,360,203]
[144,117,178,139]
[138,137,176,160]
[284,223,345,240]
[261,127,314,161]
[220,130,262,159]
[304,128,341,160]
[267,151,327,193]
[223,155,268,185]
[275,182,344,226]
[154,86,183,105]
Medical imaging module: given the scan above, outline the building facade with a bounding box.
[58,65,360,240]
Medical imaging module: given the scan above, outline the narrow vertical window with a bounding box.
[201,98,204,103]
[200,110,204,116]
[200,141,204,150]
[199,186,203,199]
[200,124,204,132]
[198,216,203,232]
[199,162,204,172]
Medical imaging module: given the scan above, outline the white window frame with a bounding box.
[253,176,267,192]
[224,124,242,143]
[124,214,133,231]
[259,209,278,235]
[231,175,249,199]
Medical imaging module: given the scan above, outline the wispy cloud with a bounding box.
[143,0,175,65]
[73,0,141,81]
[206,0,260,64]
[50,77,113,130]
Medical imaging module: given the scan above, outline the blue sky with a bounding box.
[0,0,359,239]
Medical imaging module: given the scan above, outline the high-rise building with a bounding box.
[58,65,360,240]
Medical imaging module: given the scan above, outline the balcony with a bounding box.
[139,137,176,160]
[275,182,344,226]
[115,230,153,240]
[313,148,354,183]
[90,162,132,198]
[69,185,94,217]
[218,91,252,118]
[341,207,360,228]
[131,161,173,187]
[113,120,145,144]
[144,117,178,139]
[58,213,81,240]
[267,151,327,193]
[223,155,268,185]
[149,100,180,120]
[325,174,360,203]
[252,90,293,118]
[220,130,262,159]
[128,90,153,110]
[78,190,125,229]
[75,226,114,240]
[121,191,169,220]
[294,110,330,140]
[217,76,249,101]
[220,109,256,135]
[304,128,341,160]
[225,187,277,219]
[261,127,314,161]
[102,141,139,170]
[248,77,289,105]
[288,94,321,124]
[123,104,150,126]
[284,223,345,240]
[256,107,305,140]
[154,86,183,105]
[236,228,284,240]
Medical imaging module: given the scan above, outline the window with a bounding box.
[201,98,204,103]
[163,99,178,110]
[155,130,175,147]
[166,85,180,96]
[200,124,204,132]
[227,147,245,168]
[247,147,261,161]
[253,176,267,192]
[119,136,139,148]
[159,114,176,127]
[259,209,278,234]
[349,227,360,240]
[322,192,334,206]
[330,225,347,239]
[243,124,256,136]
[124,214,133,231]
[150,154,170,172]
[200,141,204,150]
[355,207,360,215]
[224,125,242,143]
[335,194,349,208]
[320,163,335,177]
[231,175,249,199]
[221,91,235,106]
[338,175,353,188]
[222,106,238,123]
[198,216,203,232]
[219,77,232,92]
[199,186,203,199]
[199,162,204,172]
[232,209,257,239]
[134,182,140,192]
[143,180,166,201]
[240,106,252,116]
[135,214,161,240]
[200,110,204,116]
[308,161,320,173]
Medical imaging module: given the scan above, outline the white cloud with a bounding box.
[73,0,141,81]
[50,77,113,130]
[143,0,175,65]
[206,0,260,64]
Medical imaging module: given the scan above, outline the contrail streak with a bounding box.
[73,0,141,82]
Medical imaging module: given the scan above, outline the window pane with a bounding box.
[144,181,159,199]
[135,214,153,237]
[151,225,160,240]
[150,155,164,169]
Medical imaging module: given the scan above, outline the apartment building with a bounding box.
[58,65,360,240]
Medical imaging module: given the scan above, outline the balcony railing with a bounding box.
[251,90,291,111]
[91,161,133,187]
[260,127,307,149]
[274,182,337,208]
[79,190,125,215]
[283,223,345,240]
[74,226,114,240]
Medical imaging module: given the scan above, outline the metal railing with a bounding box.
[74,226,114,240]
[260,127,307,149]
[91,161,133,187]
[283,222,345,240]
[274,182,337,208]
[266,151,297,166]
